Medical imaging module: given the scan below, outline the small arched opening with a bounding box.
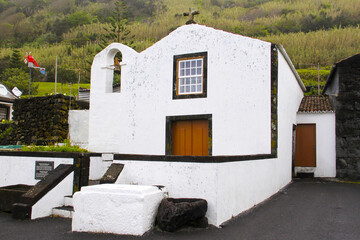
[112,51,122,93]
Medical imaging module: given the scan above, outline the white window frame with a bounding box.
[177,57,204,95]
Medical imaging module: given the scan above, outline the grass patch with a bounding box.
[28,82,90,97]
[21,141,88,153]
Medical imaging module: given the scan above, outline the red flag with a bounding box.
[24,52,40,68]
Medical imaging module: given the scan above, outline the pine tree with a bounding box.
[102,0,134,48]
[9,49,24,69]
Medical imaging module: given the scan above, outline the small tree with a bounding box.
[9,49,24,69]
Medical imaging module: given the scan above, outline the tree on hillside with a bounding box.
[102,0,133,47]
[0,68,38,95]
[19,0,47,17]
[0,56,10,74]
[9,49,24,69]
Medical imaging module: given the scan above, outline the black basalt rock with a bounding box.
[156,198,208,232]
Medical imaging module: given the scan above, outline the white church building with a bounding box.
[69,24,336,227]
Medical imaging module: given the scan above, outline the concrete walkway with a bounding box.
[1,179,360,240]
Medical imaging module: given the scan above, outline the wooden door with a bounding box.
[173,120,209,156]
[295,124,316,167]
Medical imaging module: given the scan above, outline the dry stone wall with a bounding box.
[9,94,79,145]
[0,122,15,145]
[331,56,360,179]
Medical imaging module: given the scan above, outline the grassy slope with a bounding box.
[29,82,90,97]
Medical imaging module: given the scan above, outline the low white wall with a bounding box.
[114,158,291,227]
[115,160,219,225]
[0,155,74,219]
[68,110,89,148]
[297,112,336,177]
[0,156,74,187]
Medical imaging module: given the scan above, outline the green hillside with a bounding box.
[0,0,359,96]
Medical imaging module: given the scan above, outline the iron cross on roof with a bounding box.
[183,8,200,25]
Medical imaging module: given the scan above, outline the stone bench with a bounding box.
[72,184,164,236]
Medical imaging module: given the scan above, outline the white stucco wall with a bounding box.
[296,113,336,177]
[89,24,271,155]
[89,155,112,180]
[0,156,73,187]
[68,110,89,148]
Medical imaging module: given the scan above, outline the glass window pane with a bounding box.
[180,61,184,68]
[186,86,190,92]
[197,77,202,84]
[180,70,184,76]
[191,77,196,84]
[180,86,185,93]
[197,59,202,67]
[186,69,190,75]
[186,78,190,84]
[191,60,196,67]
[191,68,196,75]
[191,85,196,92]
[186,61,190,68]
[197,68,202,75]
[197,85,202,92]
[180,78,184,85]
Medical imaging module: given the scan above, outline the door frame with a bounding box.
[166,114,212,156]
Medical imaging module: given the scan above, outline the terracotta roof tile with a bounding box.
[298,96,334,113]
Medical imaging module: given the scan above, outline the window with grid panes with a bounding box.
[178,58,203,94]
[173,52,207,99]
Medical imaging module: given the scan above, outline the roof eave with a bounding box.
[322,64,337,94]
[276,44,306,92]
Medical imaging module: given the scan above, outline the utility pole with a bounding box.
[69,82,72,111]
[28,67,32,99]
[317,63,320,95]
[78,69,81,98]
[55,56,58,94]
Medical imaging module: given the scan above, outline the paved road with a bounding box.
[1,179,360,240]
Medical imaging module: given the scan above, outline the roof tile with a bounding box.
[298,95,333,113]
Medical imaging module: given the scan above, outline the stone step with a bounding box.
[52,206,74,218]
[64,195,73,207]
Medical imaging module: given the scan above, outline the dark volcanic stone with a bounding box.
[99,163,124,184]
[0,185,32,212]
[156,198,208,232]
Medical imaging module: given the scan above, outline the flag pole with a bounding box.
[28,67,32,99]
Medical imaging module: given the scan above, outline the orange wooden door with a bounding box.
[295,124,316,167]
[173,120,209,156]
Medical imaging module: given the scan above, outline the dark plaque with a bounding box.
[35,161,54,180]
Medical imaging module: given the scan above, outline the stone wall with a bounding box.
[0,122,16,145]
[9,95,79,145]
[332,55,360,179]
